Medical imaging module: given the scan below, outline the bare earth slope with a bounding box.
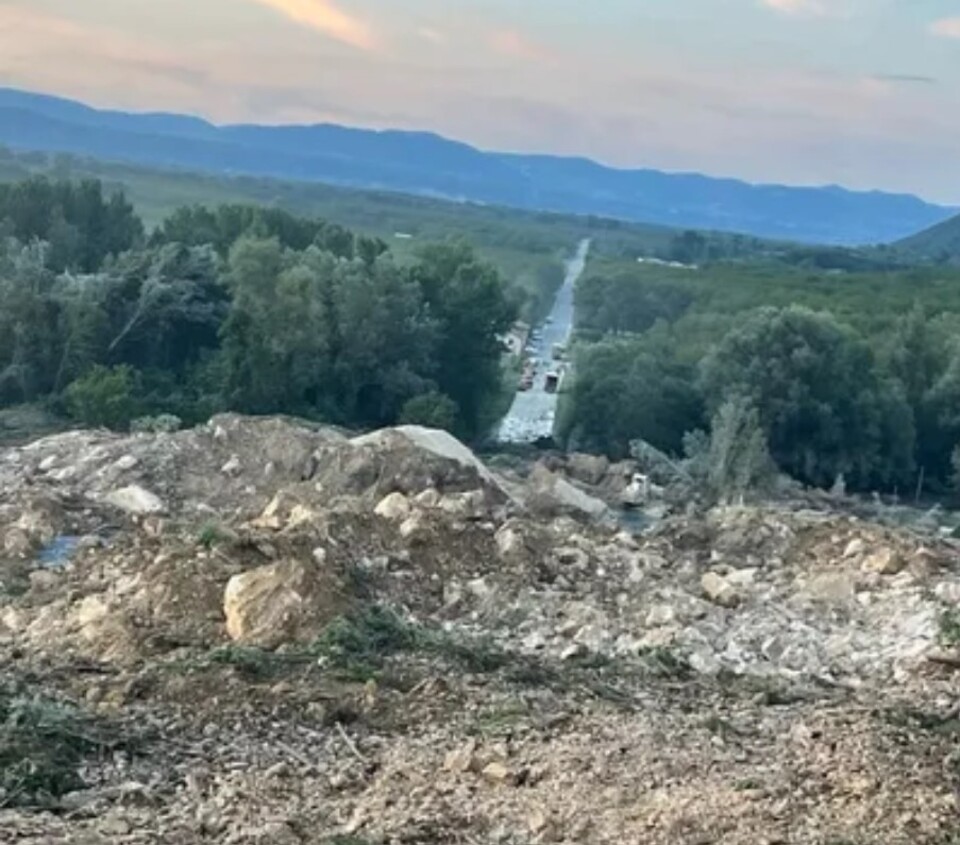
[1,415,959,843]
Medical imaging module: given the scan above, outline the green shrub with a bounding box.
[399,391,459,431]
[65,365,140,430]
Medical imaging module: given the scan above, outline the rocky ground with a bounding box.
[1,415,959,844]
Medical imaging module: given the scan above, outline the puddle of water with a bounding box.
[617,508,654,533]
[37,535,82,569]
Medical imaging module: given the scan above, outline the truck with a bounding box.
[544,372,560,394]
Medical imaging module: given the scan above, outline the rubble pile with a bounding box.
[1,416,959,843]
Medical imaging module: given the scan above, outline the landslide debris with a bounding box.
[1,415,959,843]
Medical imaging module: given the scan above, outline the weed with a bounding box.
[197,522,230,550]
[939,609,960,647]
[638,646,692,679]
[0,687,130,808]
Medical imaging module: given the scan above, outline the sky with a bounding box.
[1,0,959,202]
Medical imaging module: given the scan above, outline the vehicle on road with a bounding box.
[544,372,560,394]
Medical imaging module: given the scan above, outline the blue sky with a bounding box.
[0,0,958,201]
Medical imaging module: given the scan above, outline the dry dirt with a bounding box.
[1,415,959,844]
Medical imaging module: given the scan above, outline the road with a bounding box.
[496,238,591,444]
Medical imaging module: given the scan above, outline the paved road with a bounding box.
[496,238,591,444]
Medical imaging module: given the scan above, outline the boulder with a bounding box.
[103,485,164,515]
[223,559,342,649]
[566,453,610,486]
[526,464,608,520]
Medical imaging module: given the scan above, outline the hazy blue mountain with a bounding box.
[0,87,952,245]
[895,212,960,264]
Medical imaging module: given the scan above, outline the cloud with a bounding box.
[760,0,833,17]
[489,29,553,62]
[416,27,446,45]
[243,0,378,51]
[871,73,937,85]
[930,17,960,39]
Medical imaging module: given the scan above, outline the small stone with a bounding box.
[399,514,423,540]
[802,572,855,603]
[688,648,722,675]
[114,455,139,471]
[561,642,587,661]
[414,488,442,508]
[528,808,549,835]
[646,604,677,627]
[104,485,164,515]
[374,492,411,521]
[495,526,523,557]
[100,816,131,836]
[265,761,290,779]
[221,455,242,476]
[860,548,905,575]
[701,571,740,608]
[481,761,513,785]
[444,739,479,773]
[843,538,865,559]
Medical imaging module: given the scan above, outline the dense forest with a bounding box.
[4,173,960,499]
[562,256,960,495]
[0,177,517,439]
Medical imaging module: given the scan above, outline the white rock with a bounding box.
[399,514,424,539]
[495,526,523,558]
[414,488,442,508]
[688,648,722,675]
[843,538,866,559]
[860,548,905,576]
[221,455,242,476]
[645,604,678,627]
[114,455,139,471]
[374,492,412,521]
[802,572,855,603]
[701,571,740,608]
[103,485,164,515]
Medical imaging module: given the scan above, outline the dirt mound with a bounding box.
[2,416,960,843]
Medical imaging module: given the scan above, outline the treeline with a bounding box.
[0,177,516,438]
[563,260,960,495]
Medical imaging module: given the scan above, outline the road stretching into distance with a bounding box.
[496,238,591,444]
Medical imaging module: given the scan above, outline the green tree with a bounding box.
[684,396,776,504]
[561,336,704,458]
[408,242,516,436]
[700,306,912,488]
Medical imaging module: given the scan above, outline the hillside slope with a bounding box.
[895,212,960,263]
[0,87,953,245]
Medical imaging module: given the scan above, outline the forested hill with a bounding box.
[895,212,960,265]
[0,87,953,246]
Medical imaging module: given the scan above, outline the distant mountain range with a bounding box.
[0,87,953,245]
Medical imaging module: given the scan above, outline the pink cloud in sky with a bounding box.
[243,0,378,50]
[489,29,554,63]
[930,17,960,39]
